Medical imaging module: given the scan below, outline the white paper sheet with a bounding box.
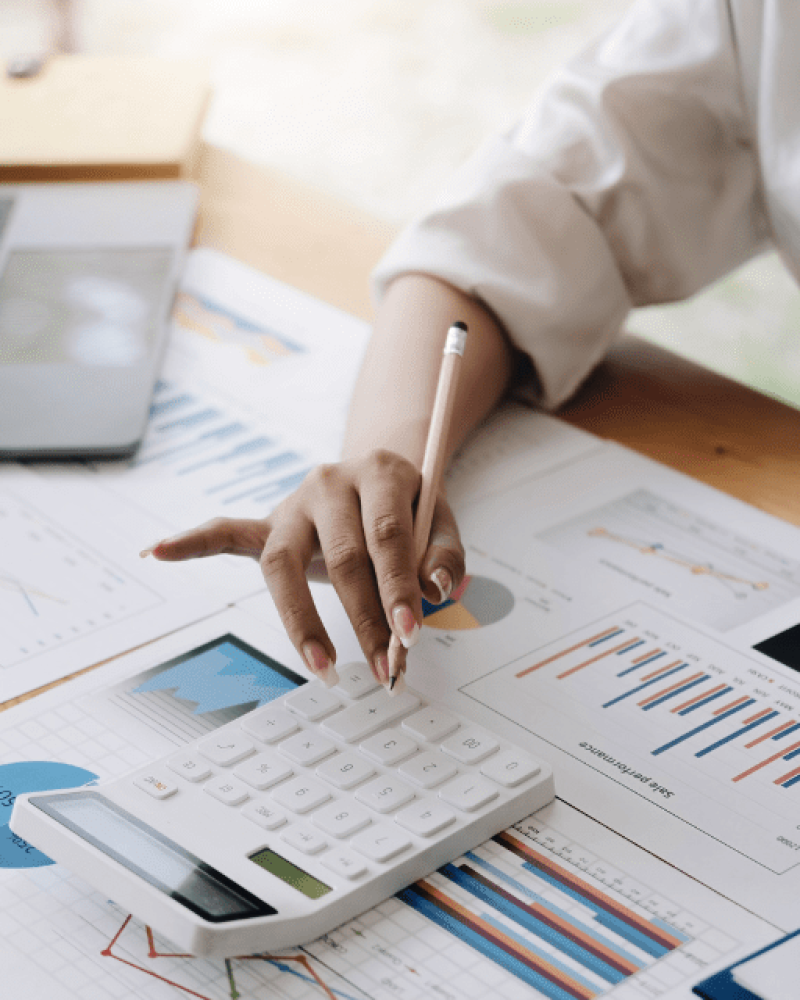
[0,610,777,1000]
[0,464,229,703]
[246,439,800,930]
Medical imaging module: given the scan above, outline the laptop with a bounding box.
[0,181,197,458]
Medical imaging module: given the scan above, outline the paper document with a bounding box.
[262,436,800,930]
[0,463,229,703]
[0,610,776,1000]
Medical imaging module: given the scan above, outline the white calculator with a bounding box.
[12,663,554,957]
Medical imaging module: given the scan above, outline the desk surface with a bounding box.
[3,142,799,714]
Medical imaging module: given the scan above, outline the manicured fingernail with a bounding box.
[139,540,163,558]
[389,670,406,696]
[303,642,339,688]
[374,650,389,685]
[430,567,452,604]
[392,604,419,648]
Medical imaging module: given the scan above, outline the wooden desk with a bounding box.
[197,142,800,527]
[3,142,799,713]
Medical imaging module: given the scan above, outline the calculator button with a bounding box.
[337,662,380,700]
[395,800,456,838]
[285,684,342,722]
[313,802,372,839]
[402,708,459,743]
[355,777,415,814]
[480,752,542,787]
[241,801,287,831]
[167,753,212,783]
[316,752,375,789]
[241,706,299,744]
[398,751,458,789]
[278,732,337,767]
[204,776,250,806]
[272,776,331,814]
[198,734,256,767]
[234,752,293,790]
[321,849,368,880]
[351,824,411,862]
[441,728,499,764]
[360,730,418,765]
[281,825,328,855]
[134,773,178,799]
[438,775,498,813]
[321,690,420,743]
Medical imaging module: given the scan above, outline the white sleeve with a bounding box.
[372,0,769,409]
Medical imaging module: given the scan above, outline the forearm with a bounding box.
[343,273,514,467]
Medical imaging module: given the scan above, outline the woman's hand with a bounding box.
[142,449,466,688]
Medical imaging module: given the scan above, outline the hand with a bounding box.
[142,450,466,688]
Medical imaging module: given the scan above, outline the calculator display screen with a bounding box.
[32,791,277,923]
[250,848,332,900]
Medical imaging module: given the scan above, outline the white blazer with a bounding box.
[374,0,797,408]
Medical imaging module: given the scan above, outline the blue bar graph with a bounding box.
[642,674,708,710]
[602,664,687,708]
[695,711,779,757]
[773,723,800,741]
[652,699,754,756]
[589,629,625,646]
[678,686,732,715]
[617,651,667,677]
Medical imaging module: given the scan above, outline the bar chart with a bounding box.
[464,603,800,872]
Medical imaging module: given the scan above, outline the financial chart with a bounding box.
[464,603,800,874]
[539,490,800,630]
[0,618,758,1000]
[0,493,161,670]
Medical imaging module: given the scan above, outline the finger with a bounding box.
[358,453,423,651]
[142,517,269,561]
[259,516,339,688]
[313,478,394,684]
[418,495,466,605]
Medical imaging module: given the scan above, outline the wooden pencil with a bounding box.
[389,320,468,691]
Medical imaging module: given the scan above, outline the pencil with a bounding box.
[389,320,468,692]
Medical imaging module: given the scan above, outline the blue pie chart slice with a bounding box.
[0,761,98,868]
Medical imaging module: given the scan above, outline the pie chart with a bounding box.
[0,761,97,868]
[422,574,515,630]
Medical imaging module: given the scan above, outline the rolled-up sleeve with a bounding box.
[372,0,769,409]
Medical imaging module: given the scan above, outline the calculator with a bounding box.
[11,662,554,957]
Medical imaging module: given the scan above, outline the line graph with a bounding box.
[0,494,161,669]
[539,490,800,630]
[586,527,770,592]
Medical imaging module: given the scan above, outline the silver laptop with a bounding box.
[0,181,197,458]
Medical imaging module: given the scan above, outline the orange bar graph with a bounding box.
[638,671,703,707]
[732,739,800,782]
[775,764,800,785]
[515,627,622,678]
[641,659,682,682]
[414,879,596,1000]
[745,721,797,748]
[631,647,662,665]
[742,707,774,726]
[713,695,749,715]
[557,639,641,680]
[672,683,726,714]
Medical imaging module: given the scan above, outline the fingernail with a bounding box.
[139,540,163,558]
[430,567,452,604]
[389,670,406,697]
[374,650,389,685]
[392,604,419,649]
[303,642,339,688]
